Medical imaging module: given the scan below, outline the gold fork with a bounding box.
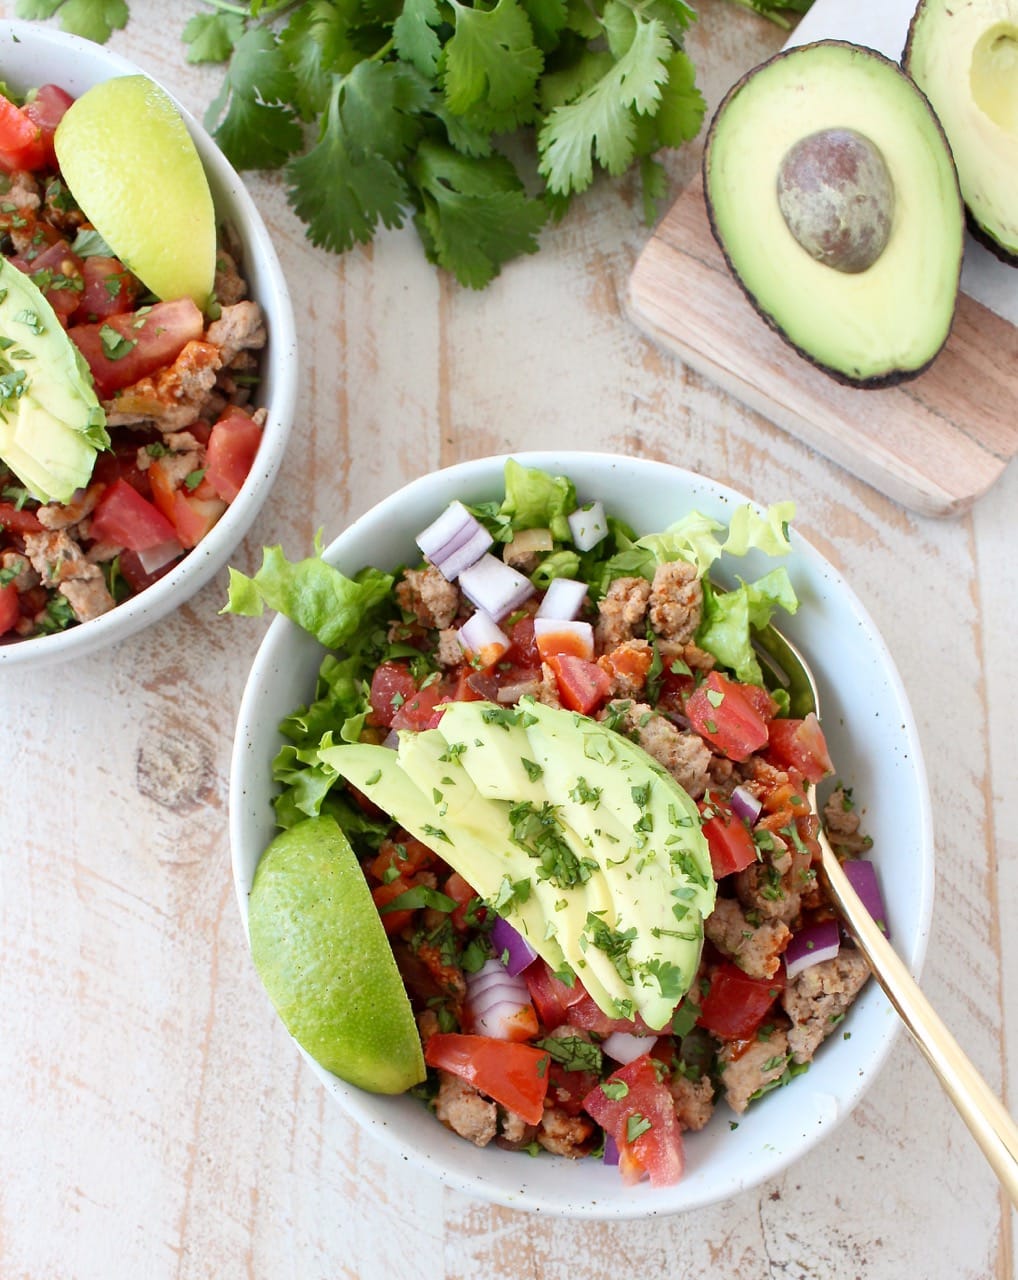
[756,623,1018,1207]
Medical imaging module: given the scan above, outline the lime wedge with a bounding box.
[248,815,426,1095]
[54,76,216,308]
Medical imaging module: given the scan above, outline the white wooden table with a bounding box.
[3,3,1016,1276]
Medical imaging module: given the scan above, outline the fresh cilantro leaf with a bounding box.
[393,0,445,79]
[16,0,128,43]
[538,7,672,194]
[279,0,367,120]
[519,0,569,51]
[182,12,246,64]
[286,61,427,252]
[441,0,543,120]
[652,49,705,146]
[205,27,303,170]
[728,0,813,30]
[409,140,547,289]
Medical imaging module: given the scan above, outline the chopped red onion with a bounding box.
[536,576,587,621]
[567,500,607,552]
[137,537,184,574]
[458,553,535,622]
[602,1030,657,1065]
[534,617,594,661]
[730,784,762,826]
[491,915,538,975]
[842,859,890,939]
[416,501,493,580]
[466,958,536,1040]
[603,1133,620,1166]
[784,917,841,980]
[381,728,400,750]
[457,610,509,667]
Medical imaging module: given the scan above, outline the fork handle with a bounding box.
[820,844,1018,1208]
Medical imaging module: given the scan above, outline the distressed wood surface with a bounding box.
[2,3,1016,1278]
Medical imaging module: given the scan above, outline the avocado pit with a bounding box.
[776,127,895,274]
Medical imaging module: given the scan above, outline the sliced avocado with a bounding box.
[0,259,108,503]
[905,0,1018,264]
[703,40,964,387]
[322,700,716,1030]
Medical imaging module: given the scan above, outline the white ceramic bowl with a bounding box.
[230,452,934,1218]
[0,21,298,669]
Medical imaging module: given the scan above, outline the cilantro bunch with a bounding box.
[20,0,709,288]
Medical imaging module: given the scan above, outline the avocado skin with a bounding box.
[903,4,1018,269]
[702,39,964,389]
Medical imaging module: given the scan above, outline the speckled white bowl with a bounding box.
[230,452,934,1218]
[0,21,298,669]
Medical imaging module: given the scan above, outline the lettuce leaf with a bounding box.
[222,533,393,649]
[497,458,577,541]
[697,567,799,685]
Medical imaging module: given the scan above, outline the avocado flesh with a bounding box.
[321,700,715,1031]
[0,259,108,503]
[704,40,964,387]
[906,0,1018,264]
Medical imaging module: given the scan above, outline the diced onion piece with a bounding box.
[505,527,553,560]
[457,610,510,668]
[534,617,594,661]
[602,1030,657,1065]
[603,1133,620,1166]
[567,500,607,552]
[842,859,890,939]
[491,915,538,976]
[536,576,587,621]
[784,917,841,980]
[458,553,535,622]
[416,500,493,580]
[730,784,762,826]
[381,728,400,750]
[465,958,538,1041]
[137,537,184,574]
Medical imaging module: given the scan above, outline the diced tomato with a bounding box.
[74,256,140,322]
[424,1033,550,1125]
[391,677,450,731]
[505,613,539,666]
[367,835,437,885]
[22,84,73,167]
[535,624,592,660]
[70,298,204,397]
[371,876,418,936]
[449,665,485,703]
[465,661,541,702]
[685,671,770,762]
[367,661,420,729]
[582,1056,684,1187]
[444,870,485,931]
[17,240,84,322]
[545,653,611,715]
[524,959,587,1030]
[0,500,43,535]
[204,407,262,503]
[740,682,778,722]
[766,713,834,784]
[89,478,177,552]
[700,796,759,878]
[697,960,785,1042]
[546,1061,602,1117]
[0,94,46,171]
[0,581,20,637]
[566,991,664,1039]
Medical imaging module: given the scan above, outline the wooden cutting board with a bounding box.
[626,1,1018,518]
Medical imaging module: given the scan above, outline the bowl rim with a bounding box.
[0,19,299,669]
[229,450,936,1218]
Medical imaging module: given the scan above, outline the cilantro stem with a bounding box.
[370,37,395,62]
[201,0,250,15]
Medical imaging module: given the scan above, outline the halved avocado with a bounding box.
[905,0,1018,265]
[703,40,964,388]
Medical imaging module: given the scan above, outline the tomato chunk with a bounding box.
[766,713,834,784]
[0,500,43,535]
[89,478,177,552]
[424,1034,550,1125]
[700,796,758,878]
[545,653,611,714]
[22,84,73,168]
[74,256,140,322]
[582,1056,684,1187]
[524,959,586,1030]
[0,94,46,171]
[205,407,262,503]
[367,662,420,728]
[0,581,20,637]
[70,298,204,397]
[697,960,785,1041]
[685,671,770,761]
